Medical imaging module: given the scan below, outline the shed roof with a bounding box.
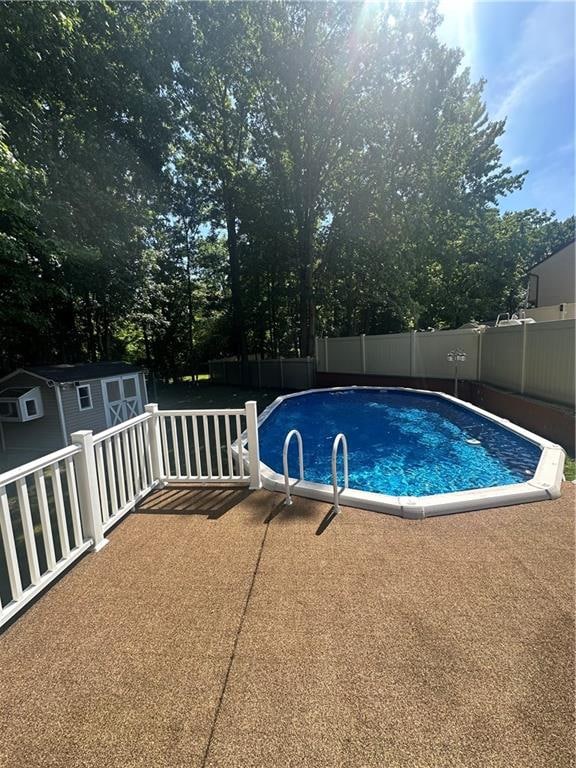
[23,362,142,383]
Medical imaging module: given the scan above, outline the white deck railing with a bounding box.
[0,401,261,628]
[0,445,93,627]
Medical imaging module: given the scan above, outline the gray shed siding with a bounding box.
[60,371,148,438]
[0,370,148,456]
[61,380,108,436]
[0,373,63,452]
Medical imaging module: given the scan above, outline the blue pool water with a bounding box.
[258,389,542,496]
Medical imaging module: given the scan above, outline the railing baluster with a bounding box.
[160,415,170,478]
[121,430,134,501]
[170,416,181,479]
[0,486,23,601]
[64,457,84,548]
[51,463,70,558]
[181,416,192,479]
[224,415,233,478]
[113,434,127,510]
[214,415,224,478]
[129,426,141,493]
[34,469,56,570]
[104,439,118,517]
[16,477,41,585]
[202,415,213,479]
[142,420,154,484]
[136,422,149,489]
[235,414,245,479]
[192,415,202,477]
[94,443,110,523]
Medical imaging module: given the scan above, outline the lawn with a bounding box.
[155,381,291,412]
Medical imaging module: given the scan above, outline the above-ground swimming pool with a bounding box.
[246,387,564,518]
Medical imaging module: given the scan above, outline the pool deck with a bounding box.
[0,483,574,768]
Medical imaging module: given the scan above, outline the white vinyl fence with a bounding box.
[0,401,260,627]
[209,357,316,390]
[317,329,481,380]
[481,320,575,406]
[317,320,575,408]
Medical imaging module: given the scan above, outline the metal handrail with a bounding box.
[282,429,304,506]
[331,433,349,515]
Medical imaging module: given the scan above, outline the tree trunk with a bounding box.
[224,194,248,374]
[298,215,316,357]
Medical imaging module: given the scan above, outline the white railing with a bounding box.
[0,401,261,627]
[92,412,154,533]
[0,445,93,627]
[154,401,261,488]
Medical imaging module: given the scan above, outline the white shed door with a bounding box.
[102,375,142,427]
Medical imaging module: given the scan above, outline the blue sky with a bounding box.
[437,0,575,220]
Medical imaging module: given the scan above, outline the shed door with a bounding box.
[101,375,142,427]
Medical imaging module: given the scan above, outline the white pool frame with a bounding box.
[239,387,565,519]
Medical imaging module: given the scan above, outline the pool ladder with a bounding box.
[282,430,349,514]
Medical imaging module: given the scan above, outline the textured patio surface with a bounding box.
[0,483,574,768]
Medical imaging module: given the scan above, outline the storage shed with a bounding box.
[0,362,148,460]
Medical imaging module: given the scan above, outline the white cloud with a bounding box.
[493,2,574,122]
[509,155,529,169]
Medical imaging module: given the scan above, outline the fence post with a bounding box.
[70,430,108,552]
[520,321,527,394]
[144,403,165,484]
[360,334,366,374]
[410,331,417,377]
[307,356,314,388]
[324,337,329,372]
[476,330,483,381]
[279,358,285,388]
[245,401,261,489]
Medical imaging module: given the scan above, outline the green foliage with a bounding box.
[0,0,573,378]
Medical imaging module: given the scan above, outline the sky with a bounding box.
[437,0,575,220]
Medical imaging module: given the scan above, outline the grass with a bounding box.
[154,381,291,412]
[564,455,576,481]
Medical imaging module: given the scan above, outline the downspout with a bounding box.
[55,384,69,446]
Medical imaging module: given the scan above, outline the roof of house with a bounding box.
[528,237,575,272]
[23,361,142,383]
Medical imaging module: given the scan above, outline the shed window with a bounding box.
[77,384,93,411]
[25,399,37,417]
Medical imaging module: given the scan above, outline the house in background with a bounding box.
[526,239,575,321]
[0,362,148,468]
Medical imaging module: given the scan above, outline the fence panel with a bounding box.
[282,359,315,389]
[365,333,411,376]
[0,446,92,627]
[481,325,524,391]
[325,337,364,373]
[414,329,479,379]
[524,320,575,406]
[209,358,315,389]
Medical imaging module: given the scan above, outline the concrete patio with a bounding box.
[0,483,574,768]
